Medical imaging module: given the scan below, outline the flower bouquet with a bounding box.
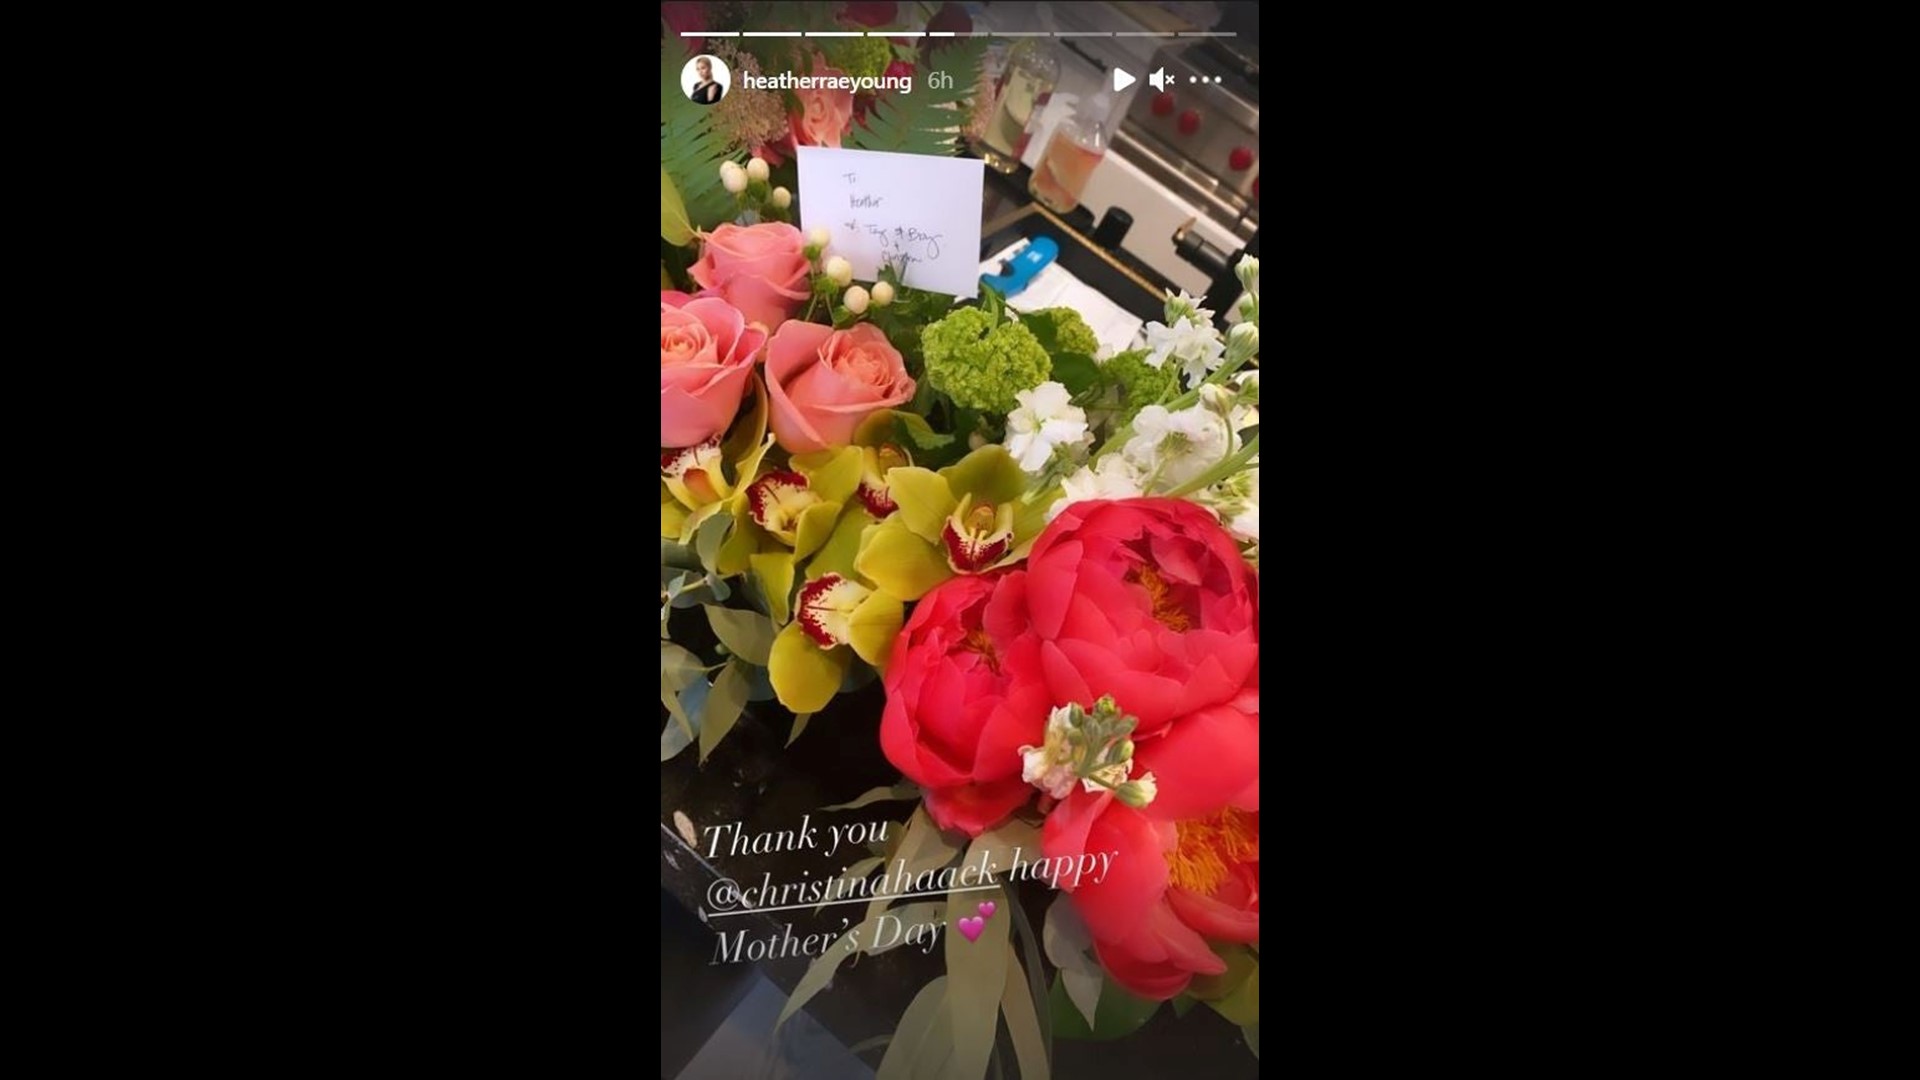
[662,6,1260,1075]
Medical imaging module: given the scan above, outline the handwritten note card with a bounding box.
[795,146,984,299]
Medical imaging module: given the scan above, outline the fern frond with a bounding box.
[849,38,987,157]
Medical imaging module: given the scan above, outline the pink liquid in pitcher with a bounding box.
[1030,134,1105,214]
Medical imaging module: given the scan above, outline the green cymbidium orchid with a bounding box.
[756,415,932,712]
[853,445,1052,602]
[731,442,891,717]
[766,571,904,714]
[661,375,774,544]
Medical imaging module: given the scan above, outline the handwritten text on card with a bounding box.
[795,146,984,299]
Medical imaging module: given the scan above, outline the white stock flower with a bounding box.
[1018,706,1080,800]
[1163,290,1216,326]
[1051,455,1146,519]
[1232,370,1259,432]
[1217,467,1259,543]
[1003,381,1090,473]
[1142,316,1226,387]
[1123,404,1233,490]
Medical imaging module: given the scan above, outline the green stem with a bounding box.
[1005,893,1052,1065]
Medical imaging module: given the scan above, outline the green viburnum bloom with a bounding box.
[1022,307,1100,359]
[853,445,1052,602]
[1099,349,1180,426]
[921,307,1052,413]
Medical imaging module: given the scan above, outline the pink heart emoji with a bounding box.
[956,915,984,943]
[977,901,997,918]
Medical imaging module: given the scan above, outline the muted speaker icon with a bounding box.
[1146,67,1169,91]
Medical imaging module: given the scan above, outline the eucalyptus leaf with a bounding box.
[1043,895,1104,1030]
[694,512,731,574]
[967,818,1042,884]
[677,676,710,724]
[776,901,945,1030]
[866,807,964,920]
[745,664,776,703]
[660,708,699,762]
[877,976,952,1080]
[662,679,709,762]
[662,538,703,571]
[705,605,775,666]
[1001,950,1051,1080]
[1061,970,1103,1035]
[943,882,1010,1080]
[1048,973,1160,1041]
[785,711,811,746]
[696,661,750,762]
[660,642,705,693]
[1205,963,1258,1027]
[1006,898,1053,1075]
[1243,1024,1259,1059]
[819,782,921,812]
[1188,943,1256,1002]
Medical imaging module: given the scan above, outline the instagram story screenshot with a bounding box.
[660,3,1261,1078]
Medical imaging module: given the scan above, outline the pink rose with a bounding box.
[765,322,916,452]
[661,294,766,448]
[790,56,855,149]
[689,222,811,331]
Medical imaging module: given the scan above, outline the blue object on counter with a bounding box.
[980,236,1059,298]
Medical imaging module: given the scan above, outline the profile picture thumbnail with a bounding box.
[682,54,730,106]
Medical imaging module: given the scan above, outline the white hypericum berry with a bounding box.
[870,281,895,307]
[720,161,747,193]
[808,226,831,249]
[843,285,870,315]
[771,186,792,209]
[824,256,853,287]
[746,157,770,183]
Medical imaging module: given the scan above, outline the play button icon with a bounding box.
[1113,67,1135,93]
